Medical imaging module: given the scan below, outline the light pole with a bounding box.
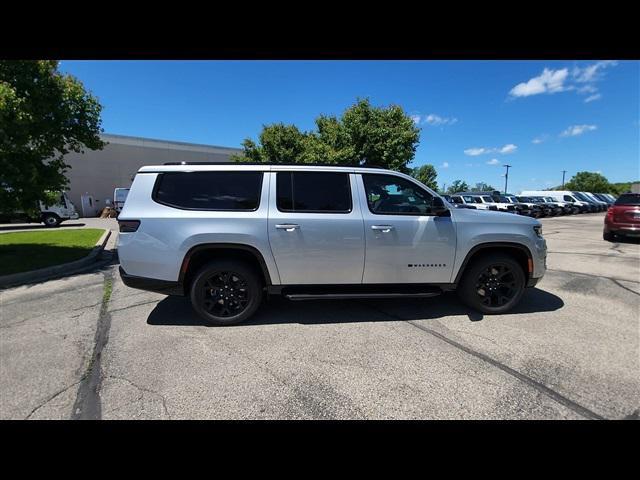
[503,164,512,194]
[562,170,567,188]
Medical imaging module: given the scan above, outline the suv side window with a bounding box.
[153,171,263,210]
[362,174,434,215]
[276,172,352,213]
[564,195,574,202]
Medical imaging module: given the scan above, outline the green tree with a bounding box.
[234,123,315,164]
[609,181,639,195]
[231,98,420,173]
[0,61,105,215]
[410,164,438,191]
[446,180,469,194]
[471,182,496,192]
[562,171,613,193]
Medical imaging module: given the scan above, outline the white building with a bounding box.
[63,133,242,216]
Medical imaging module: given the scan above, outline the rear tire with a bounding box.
[457,253,526,314]
[190,259,263,326]
[42,213,61,228]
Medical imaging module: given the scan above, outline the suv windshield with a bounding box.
[614,193,640,206]
[573,192,592,202]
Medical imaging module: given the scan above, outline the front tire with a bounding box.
[603,231,614,241]
[457,253,526,314]
[189,260,263,326]
[42,213,61,228]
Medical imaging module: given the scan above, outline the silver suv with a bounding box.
[118,163,547,325]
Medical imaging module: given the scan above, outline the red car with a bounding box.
[604,193,640,241]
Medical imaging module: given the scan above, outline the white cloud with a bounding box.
[441,161,449,169]
[425,114,458,126]
[584,93,602,103]
[464,144,517,156]
[572,61,617,83]
[532,134,549,144]
[412,113,458,127]
[509,61,618,102]
[499,144,517,154]
[486,159,500,165]
[509,68,569,98]
[464,147,487,156]
[560,124,597,137]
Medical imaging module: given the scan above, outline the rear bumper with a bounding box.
[119,266,184,295]
[526,277,540,288]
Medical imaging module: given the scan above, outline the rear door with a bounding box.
[358,173,456,284]
[267,170,365,285]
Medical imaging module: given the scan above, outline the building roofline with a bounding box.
[100,133,243,154]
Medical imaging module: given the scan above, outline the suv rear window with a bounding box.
[614,193,640,206]
[153,171,263,210]
[276,172,352,213]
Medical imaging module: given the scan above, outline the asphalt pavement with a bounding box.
[1,213,638,419]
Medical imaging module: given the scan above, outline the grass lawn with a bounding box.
[0,229,105,276]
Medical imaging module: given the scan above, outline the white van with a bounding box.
[1,191,80,227]
[521,190,591,213]
[114,188,130,213]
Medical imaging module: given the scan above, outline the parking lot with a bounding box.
[1,213,638,420]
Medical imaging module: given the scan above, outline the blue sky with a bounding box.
[60,60,639,193]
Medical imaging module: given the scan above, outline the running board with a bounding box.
[285,291,442,301]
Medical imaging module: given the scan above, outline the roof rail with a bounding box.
[162,161,388,168]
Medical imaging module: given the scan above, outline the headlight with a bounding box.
[533,225,543,237]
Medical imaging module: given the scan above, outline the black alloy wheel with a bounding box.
[474,264,519,308]
[190,260,263,326]
[202,271,250,318]
[458,253,526,314]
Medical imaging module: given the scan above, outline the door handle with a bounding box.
[371,225,395,233]
[275,224,300,232]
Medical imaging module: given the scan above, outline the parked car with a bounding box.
[592,193,614,206]
[0,190,79,228]
[499,195,532,216]
[572,192,601,212]
[603,193,640,241]
[113,188,130,214]
[581,192,609,211]
[539,196,572,215]
[458,192,517,213]
[118,163,547,325]
[508,195,543,218]
[520,190,591,213]
[527,196,557,216]
[441,194,477,209]
[449,194,497,211]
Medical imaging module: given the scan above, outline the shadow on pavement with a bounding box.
[0,223,86,231]
[612,237,640,245]
[147,288,564,328]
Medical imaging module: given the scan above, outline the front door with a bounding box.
[358,173,457,284]
[267,170,365,285]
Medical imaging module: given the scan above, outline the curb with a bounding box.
[0,229,112,289]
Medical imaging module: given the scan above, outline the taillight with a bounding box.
[606,207,614,220]
[118,220,140,232]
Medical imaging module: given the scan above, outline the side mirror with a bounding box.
[432,196,451,217]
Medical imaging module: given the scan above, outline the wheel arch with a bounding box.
[179,243,273,293]
[454,242,533,285]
